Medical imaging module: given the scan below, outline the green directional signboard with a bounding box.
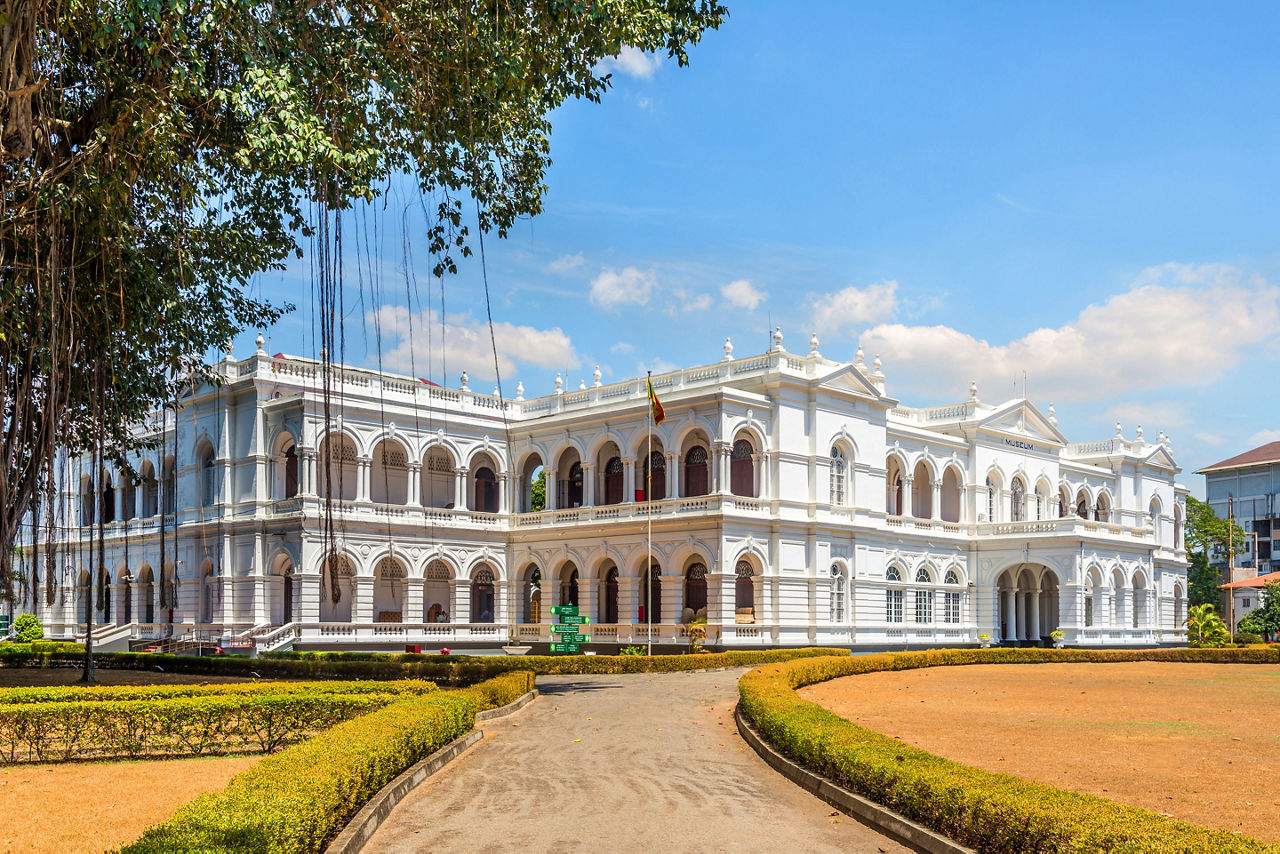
[549,604,587,653]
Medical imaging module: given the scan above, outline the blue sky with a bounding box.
[245,3,1280,497]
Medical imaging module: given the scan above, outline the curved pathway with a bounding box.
[364,668,908,853]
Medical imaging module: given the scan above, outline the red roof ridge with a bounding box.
[1220,569,1280,589]
[1197,441,1280,474]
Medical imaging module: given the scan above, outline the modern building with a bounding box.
[1197,442,1280,583]
[30,329,1189,652]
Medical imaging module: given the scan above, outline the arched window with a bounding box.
[99,473,116,524]
[914,567,933,624]
[1173,583,1185,627]
[80,477,95,526]
[986,477,997,521]
[425,560,453,624]
[559,565,579,607]
[424,448,456,508]
[162,456,176,515]
[911,461,931,518]
[373,558,406,623]
[471,567,496,623]
[684,563,707,618]
[940,467,962,523]
[885,456,904,516]
[1010,479,1025,522]
[474,467,498,513]
[829,448,846,505]
[885,566,904,623]
[829,564,846,622]
[942,569,961,623]
[734,560,755,624]
[643,451,666,502]
[1150,498,1162,544]
[642,563,662,624]
[283,445,299,498]
[730,439,755,497]
[604,456,624,505]
[1174,504,1184,549]
[566,461,584,508]
[603,567,619,624]
[372,440,409,505]
[200,449,217,507]
[1095,493,1111,523]
[1076,491,1089,519]
[685,446,709,497]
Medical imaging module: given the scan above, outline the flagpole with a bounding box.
[646,371,653,657]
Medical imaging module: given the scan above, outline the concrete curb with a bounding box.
[476,687,539,721]
[326,689,538,854]
[734,703,974,854]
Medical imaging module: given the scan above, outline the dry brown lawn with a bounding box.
[0,754,260,853]
[0,668,253,688]
[801,662,1280,843]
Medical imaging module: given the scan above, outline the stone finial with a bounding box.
[223,339,235,361]
[516,381,525,401]
[460,370,469,391]
[968,380,978,401]
[578,378,586,390]
[772,326,784,350]
[872,354,882,373]
[809,332,820,356]
[320,346,328,361]
[855,344,865,367]
[1114,421,1123,437]
[255,332,265,354]
[493,386,500,398]
[1047,402,1057,426]
[593,365,602,386]
[723,337,734,360]
[1158,430,1167,445]
[554,373,564,395]
[1136,424,1144,443]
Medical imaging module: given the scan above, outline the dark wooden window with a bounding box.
[475,467,498,513]
[730,439,754,497]
[604,568,619,623]
[685,446,709,497]
[284,446,299,498]
[684,563,707,615]
[643,451,666,501]
[604,457,624,505]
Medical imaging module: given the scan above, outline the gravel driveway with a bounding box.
[364,668,908,853]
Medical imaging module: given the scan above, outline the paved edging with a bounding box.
[326,689,539,854]
[733,703,974,854]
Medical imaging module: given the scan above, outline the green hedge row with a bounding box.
[0,692,392,764]
[0,678,437,705]
[739,647,1280,854]
[1,646,851,685]
[118,671,534,853]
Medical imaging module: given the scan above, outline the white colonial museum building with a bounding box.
[34,328,1189,652]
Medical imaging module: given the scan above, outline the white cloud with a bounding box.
[639,358,680,375]
[811,281,899,334]
[1194,432,1227,447]
[545,252,584,273]
[610,341,635,355]
[721,279,766,310]
[1247,429,1280,447]
[859,264,1280,403]
[597,45,661,79]
[684,294,713,312]
[590,266,656,310]
[369,305,579,383]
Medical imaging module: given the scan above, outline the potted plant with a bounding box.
[1049,629,1065,649]
[977,632,993,649]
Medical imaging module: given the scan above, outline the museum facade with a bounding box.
[37,329,1189,652]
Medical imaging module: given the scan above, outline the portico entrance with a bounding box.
[995,564,1060,646]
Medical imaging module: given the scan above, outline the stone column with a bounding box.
[453,579,471,624]
[902,475,914,517]
[545,467,558,511]
[931,480,942,521]
[716,443,731,493]
[405,577,425,625]
[406,463,422,507]
[351,576,373,623]
[623,458,636,502]
[498,472,511,514]
[453,468,467,510]
[300,449,316,496]
[667,452,679,500]
[582,464,595,507]
[355,458,371,502]
[578,576,598,623]
[1029,590,1040,642]
[1014,590,1025,641]
[752,453,762,499]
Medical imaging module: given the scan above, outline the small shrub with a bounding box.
[12,613,42,642]
[1233,632,1265,645]
[619,646,645,656]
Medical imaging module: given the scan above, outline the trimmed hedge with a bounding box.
[118,671,534,853]
[0,693,391,763]
[0,678,437,705]
[739,647,1280,854]
[2,646,850,685]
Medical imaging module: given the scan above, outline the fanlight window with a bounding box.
[915,567,931,584]
[944,569,960,585]
[886,567,902,582]
[425,561,450,581]
[829,448,846,505]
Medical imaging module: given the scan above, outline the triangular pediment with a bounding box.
[976,399,1069,448]
[1141,443,1180,473]
[815,364,891,403]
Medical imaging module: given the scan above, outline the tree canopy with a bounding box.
[1182,496,1246,610]
[0,0,728,602]
[1237,580,1280,639]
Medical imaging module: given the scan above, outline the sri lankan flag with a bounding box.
[647,377,665,424]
